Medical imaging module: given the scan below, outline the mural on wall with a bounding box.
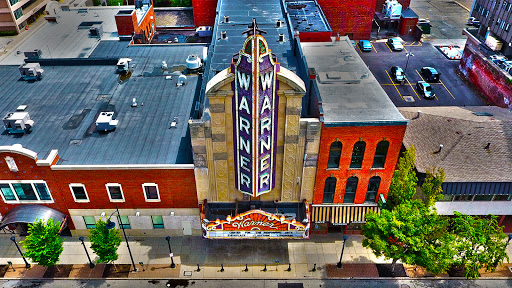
[232,20,279,198]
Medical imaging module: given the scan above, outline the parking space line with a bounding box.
[371,43,378,53]
[385,70,404,101]
[385,43,393,52]
[415,70,426,82]
[403,46,408,52]
[357,44,362,53]
[440,80,456,99]
[405,77,421,101]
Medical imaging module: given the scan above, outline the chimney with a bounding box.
[413,110,421,120]
[224,15,229,23]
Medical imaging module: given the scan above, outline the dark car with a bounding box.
[416,81,435,99]
[359,40,372,52]
[420,67,440,82]
[390,66,405,82]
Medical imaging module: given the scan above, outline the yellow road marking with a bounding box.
[385,70,404,101]
[403,46,408,52]
[371,42,378,53]
[415,69,426,82]
[357,43,362,53]
[405,77,421,101]
[440,79,456,99]
[385,42,393,52]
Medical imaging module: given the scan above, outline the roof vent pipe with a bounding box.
[276,20,282,28]
[279,34,285,42]
[413,110,421,120]
[221,31,227,39]
[484,142,491,150]
[434,144,443,154]
[224,15,229,23]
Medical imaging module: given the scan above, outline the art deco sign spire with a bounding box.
[232,19,279,197]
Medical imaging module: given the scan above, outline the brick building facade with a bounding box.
[115,0,156,43]
[316,0,376,40]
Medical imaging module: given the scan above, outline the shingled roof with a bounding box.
[399,106,512,182]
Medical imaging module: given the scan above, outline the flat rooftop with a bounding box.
[301,38,407,126]
[0,41,206,165]
[285,0,330,33]
[0,7,123,66]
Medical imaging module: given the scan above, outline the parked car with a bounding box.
[420,67,440,82]
[390,66,405,82]
[359,40,372,52]
[387,38,403,51]
[416,81,435,99]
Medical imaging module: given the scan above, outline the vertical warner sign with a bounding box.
[233,35,278,197]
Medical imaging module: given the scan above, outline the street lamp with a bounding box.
[165,236,176,268]
[10,236,30,268]
[78,236,95,269]
[403,48,415,83]
[337,235,348,269]
[106,206,137,272]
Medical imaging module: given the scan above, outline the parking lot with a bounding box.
[356,40,486,107]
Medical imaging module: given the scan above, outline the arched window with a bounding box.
[327,141,342,168]
[350,141,366,169]
[323,177,336,203]
[365,176,381,203]
[373,141,389,168]
[344,176,358,203]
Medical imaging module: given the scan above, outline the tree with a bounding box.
[386,146,418,210]
[89,218,122,264]
[363,200,454,274]
[421,166,445,207]
[449,212,509,279]
[21,218,64,267]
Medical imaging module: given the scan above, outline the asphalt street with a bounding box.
[2,279,512,288]
[356,41,486,107]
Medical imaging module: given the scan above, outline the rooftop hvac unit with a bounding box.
[19,63,44,81]
[117,58,132,74]
[186,55,202,71]
[95,111,118,132]
[23,49,42,59]
[89,24,103,38]
[3,112,34,134]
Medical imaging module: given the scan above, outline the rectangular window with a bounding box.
[151,215,164,229]
[83,216,96,229]
[119,215,130,229]
[143,183,160,201]
[506,24,510,31]
[106,183,124,202]
[70,184,89,202]
[473,194,493,201]
[9,0,18,6]
[13,8,22,20]
[493,194,512,201]
[12,183,37,200]
[0,184,16,201]
[453,195,472,201]
[34,183,51,200]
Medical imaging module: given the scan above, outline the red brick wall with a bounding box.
[313,124,406,204]
[299,31,332,42]
[459,36,512,108]
[192,0,218,27]
[375,0,410,14]
[0,151,198,230]
[115,6,156,42]
[317,0,376,40]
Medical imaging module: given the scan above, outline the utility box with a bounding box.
[3,112,34,134]
[95,111,118,132]
[89,24,103,38]
[23,49,42,59]
[19,63,44,81]
[117,58,132,74]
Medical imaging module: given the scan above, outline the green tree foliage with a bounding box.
[449,212,509,279]
[153,0,191,7]
[89,219,122,264]
[363,200,454,274]
[421,166,445,207]
[21,218,64,267]
[386,146,418,210]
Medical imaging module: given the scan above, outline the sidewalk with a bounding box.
[0,233,511,279]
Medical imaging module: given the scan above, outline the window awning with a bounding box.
[442,182,512,195]
[0,205,67,231]
[311,205,380,225]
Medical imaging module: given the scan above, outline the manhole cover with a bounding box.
[403,95,415,102]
